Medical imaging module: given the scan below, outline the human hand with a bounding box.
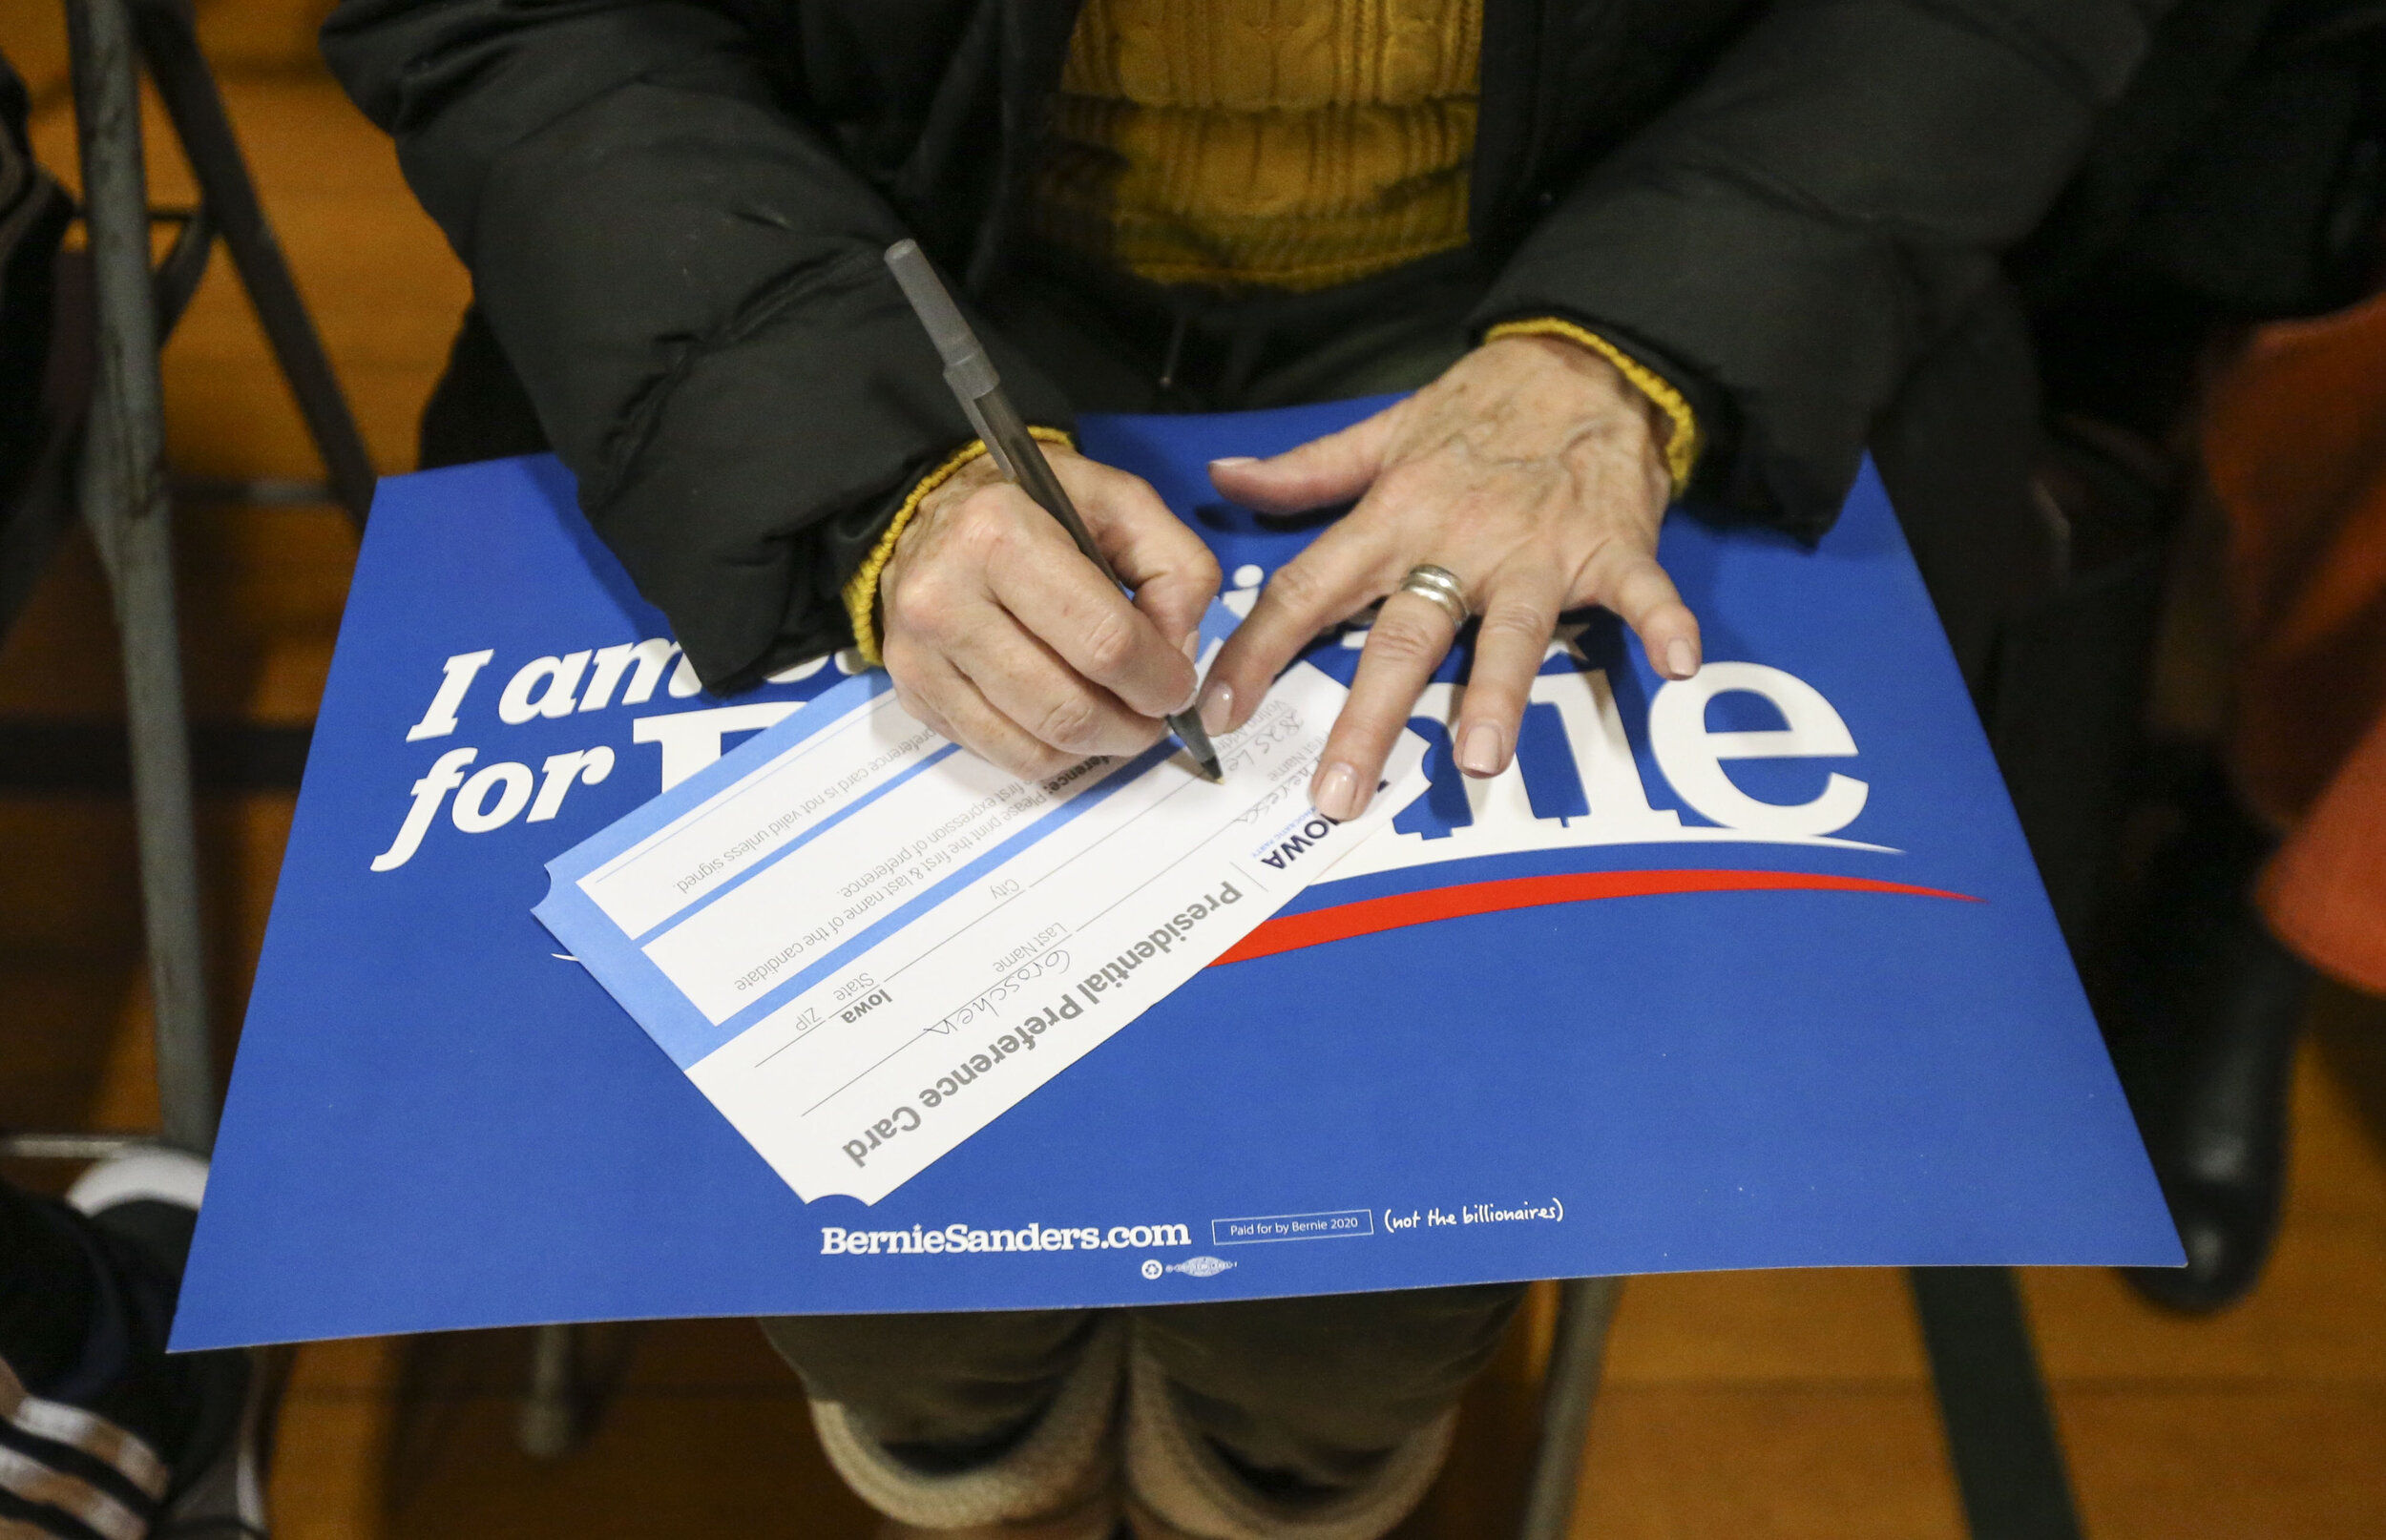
[1201,334,1701,819]
[878,446,1221,779]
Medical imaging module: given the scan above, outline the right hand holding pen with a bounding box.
[878,446,1221,780]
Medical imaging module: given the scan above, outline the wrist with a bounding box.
[1479,320,1702,495]
[912,448,1007,526]
[1481,333,1664,429]
[849,430,1075,665]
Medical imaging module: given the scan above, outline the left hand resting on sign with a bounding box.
[1198,333,1703,821]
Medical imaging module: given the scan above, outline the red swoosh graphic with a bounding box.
[1213,869,1981,966]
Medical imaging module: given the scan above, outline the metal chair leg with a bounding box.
[125,0,378,527]
[1517,1276,1622,1540]
[68,0,217,1158]
[0,1132,141,1160]
[518,1322,582,1460]
[1911,1266,2084,1540]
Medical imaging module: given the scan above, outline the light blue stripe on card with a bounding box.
[673,739,1175,1068]
[630,741,963,947]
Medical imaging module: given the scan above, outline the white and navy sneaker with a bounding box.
[0,1147,273,1539]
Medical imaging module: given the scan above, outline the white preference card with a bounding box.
[537,636,1429,1204]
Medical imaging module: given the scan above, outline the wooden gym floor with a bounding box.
[0,4,2381,1535]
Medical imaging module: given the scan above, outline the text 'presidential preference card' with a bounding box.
[536,604,1428,1204]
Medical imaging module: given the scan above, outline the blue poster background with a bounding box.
[172,399,2180,1350]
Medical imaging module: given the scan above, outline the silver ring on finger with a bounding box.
[1396,563,1473,630]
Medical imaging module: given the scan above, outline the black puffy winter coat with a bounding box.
[323,0,2174,688]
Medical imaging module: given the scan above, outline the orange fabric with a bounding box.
[2257,713,2386,991]
[2204,291,2386,994]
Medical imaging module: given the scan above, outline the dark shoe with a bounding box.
[59,1147,276,1538]
[2106,766,2313,1312]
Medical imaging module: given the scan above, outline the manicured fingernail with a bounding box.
[1665,638,1700,678]
[1175,634,1203,711]
[1311,761,1364,820]
[1458,722,1505,777]
[1209,456,1257,468]
[1199,680,1234,734]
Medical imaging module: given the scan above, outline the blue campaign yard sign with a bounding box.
[172,398,2179,1349]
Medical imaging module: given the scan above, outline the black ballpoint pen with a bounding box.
[885,239,1224,782]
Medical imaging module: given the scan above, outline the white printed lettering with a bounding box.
[1649,662,1869,838]
[371,747,478,871]
[498,652,594,724]
[529,747,617,822]
[453,761,535,832]
[579,639,673,713]
[632,702,805,792]
[405,650,495,741]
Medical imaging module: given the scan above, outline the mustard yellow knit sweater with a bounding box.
[1034,0,1481,292]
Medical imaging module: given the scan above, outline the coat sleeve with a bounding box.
[1471,0,2171,536]
[321,0,1074,689]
